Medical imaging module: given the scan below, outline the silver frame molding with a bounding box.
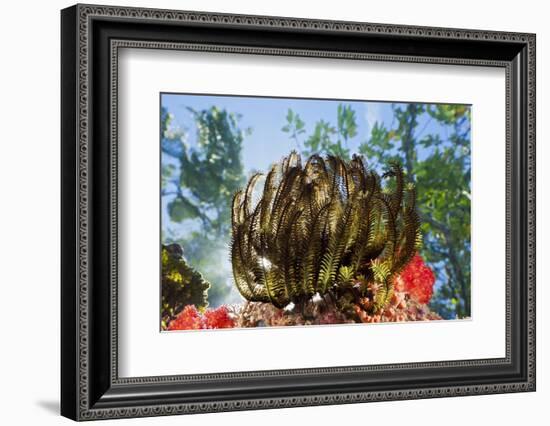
[61,3,536,421]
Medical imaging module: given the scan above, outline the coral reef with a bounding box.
[166,253,440,331]
[237,253,440,327]
[237,291,441,327]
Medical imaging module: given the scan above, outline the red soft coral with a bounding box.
[394,254,435,304]
[167,305,204,330]
[167,305,235,331]
[203,306,235,329]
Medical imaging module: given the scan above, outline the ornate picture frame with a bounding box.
[61,4,535,421]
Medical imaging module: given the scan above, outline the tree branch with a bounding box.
[401,105,418,181]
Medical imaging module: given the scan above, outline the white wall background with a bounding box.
[0,0,546,424]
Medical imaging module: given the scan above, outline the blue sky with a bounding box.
[164,93,403,173]
[161,93,450,174]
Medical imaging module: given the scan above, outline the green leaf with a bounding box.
[168,197,201,222]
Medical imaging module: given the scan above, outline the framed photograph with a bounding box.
[61,4,536,421]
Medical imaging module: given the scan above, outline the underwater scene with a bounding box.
[160,94,471,331]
